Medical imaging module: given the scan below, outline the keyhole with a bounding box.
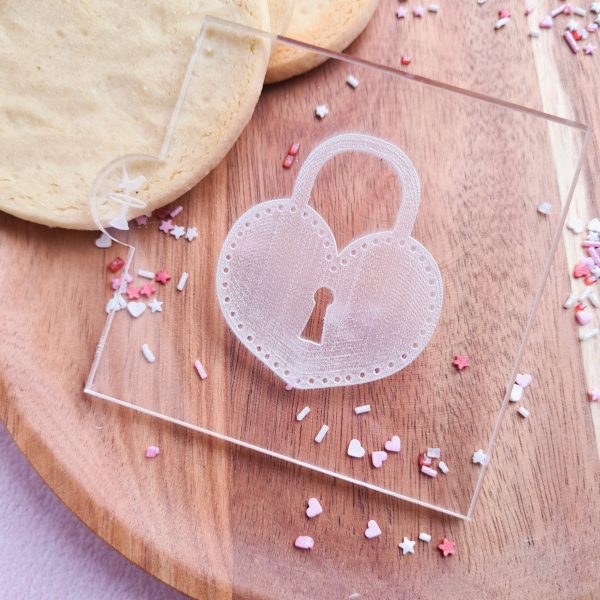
[300,287,334,345]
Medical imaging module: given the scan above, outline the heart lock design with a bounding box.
[216,133,443,389]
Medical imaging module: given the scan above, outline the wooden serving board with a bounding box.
[1,2,599,598]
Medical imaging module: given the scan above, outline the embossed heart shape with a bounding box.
[347,438,366,459]
[216,135,443,389]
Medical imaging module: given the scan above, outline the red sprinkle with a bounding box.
[572,29,583,41]
[584,275,597,285]
[498,8,511,18]
[575,303,587,312]
[155,270,171,285]
[107,257,125,273]
[126,285,141,300]
[288,143,300,156]
[401,55,412,65]
[282,154,295,169]
[452,355,470,370]
[418,452,433,467]
[438,538,456,557]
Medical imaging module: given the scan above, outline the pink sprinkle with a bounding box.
[525,3,535,16]
[583,240,600,247]
[587,22,599,33]
[421,465,438,478]
[285,383,294,390]
[294,535,314,550]
[159,219,174,233]
[145,445,160,458]
[540,15,553,28]
[550,5,566,17]
[396,7,407,18]
[194,359,207,380]
[588,389,600,401]
[288,143,300,156]
[563,30,580,53]
[576,310,593,326]
[135,215,149,226]
[401,55,412,65]
[413,6,424,17]
[170,205,183,218]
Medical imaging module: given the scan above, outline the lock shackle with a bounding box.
[291,133,420,240]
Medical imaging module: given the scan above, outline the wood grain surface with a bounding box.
[1,2,599,598]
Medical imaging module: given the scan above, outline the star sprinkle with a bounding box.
[126,285,141,300]
[148,298,163,313]
[452,355,470,370]
[159,219,174,233]
[315,104,329,119]
[398,537,416,555]
[170,225,186,240]
[155,270,171,285]
[185,226,198,241]
[584,43,597,55]
[438,538,455,557]
[139,282,156,298]
[396,7,407,18]
[413,6,424,17]
[472,449,488,465]
[588,389,600,401]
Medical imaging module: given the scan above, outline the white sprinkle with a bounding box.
[551,5,566,17]
[590,292,600,308]
[567,19,578,31]
[579,286,593,301]
[495,17,510,29]
[580,328,599,341]
[427,447,441,459]
[439,461,449,474]
[517,406,530,418]
[296,406,311,421]
[428,3,440,13]
[574,7,587,17]
[589,218,600,232]
[315,104,329,119]
[137,269,155,279]
[478,0,489,4]
[418,532,432,543]
[421,465,437,478]
[529,29,542,37]
[314,424,329,443]
[563,292,577,308]
[170,205,183,218]
[510,383,523,402]
[472,449,488,465]
[194,359,207,379]
[592,2,600,14]
[567,217,585,234]
[354,404,371,415]
[346,74,359,88]
[592,266,600,279]
[176,271,189,291]
[141,343,155,363]
[537,202,553,215]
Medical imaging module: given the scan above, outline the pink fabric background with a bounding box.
[0,423,187,599]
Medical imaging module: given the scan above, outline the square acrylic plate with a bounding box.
[85,16,589,520]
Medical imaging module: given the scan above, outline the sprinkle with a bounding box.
[578,286,592,300]
[589,22,600,33]
[398,537,416,555]
[282,154,295,169]
[176,272,189,291]
[137,269,155,279]
[155,270,171,284]
[95,232,112,248]
[314,424,329,443]
[285,383,294,391]
[135,215,149,226]
[159,219,173,233]
[347,438,366,458]
[169,205,183,218]
[141,343,156,363]
[427,447,441,459]
[365,519,382,539]
[588,218,600,232]
[588,389,600,401]
[574,7,587,17]
[438,538,456,557]
[413,6,424,17]
[401,55,412,65]
[148,298,163,313]
[537,201,553,215]
[421,465,437,477]
[107,257,125,273]
[579,328,598,341]
[185,226,198,241]
[139,282,156,298]
[498,8,511,19]
[515,373,533,388]
[564,5,574,16]
[384,435,401,453]
[105,294,126,314]
[525,4,535,17]
[194,359,207,380]
[170,225,186,240]
[550,5,566,18]
[296,406,311,421]
[495,17,510,29]
[418,532,432,543]
[126,285,141,300]
[563,292,577,308]
[452,355,470,370]
[418,452,433,467]
[510,383,523,402]
[428,4,440,13]
[539,15,553,28]
[566,19,579,32]
[584,43,597,54]
[396,7,407,18]
[576,310,593,326]
[574,261,591,278]
[346,74,359,88]
[590,292,600,307]
[354,404,371,415]
[306,498,323,518]
[567,217,585,233]
[372,450,388,468]
[529,29,542,37]
[585,275,598,285]
[126,301,146,318]
[439,461,449,474]
[315,104,329,119]
[592,3,600,15]
[517,406,530,418]
[145,445,160,458]
[287,143,300,156]
[478,0,489,4]
[472,449,488,465]
[294,535,314,550]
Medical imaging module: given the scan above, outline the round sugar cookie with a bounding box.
[0,0,271,229]
[267,0,295,33]
[266,0,380,83]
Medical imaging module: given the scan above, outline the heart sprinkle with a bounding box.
[127,301,146,318]
[145,445,160,458]
[515,373,533,388]
[306,497,323,519]
[294,536,314,550]
[347,438,365,458]
[371,451,388,468]
[384,435,401,453]
[364,519,382,539]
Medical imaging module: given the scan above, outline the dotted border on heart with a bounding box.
[218,202,440,387]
